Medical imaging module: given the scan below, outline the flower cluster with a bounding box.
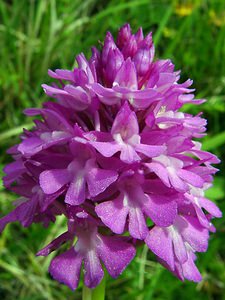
[1,24,222,290]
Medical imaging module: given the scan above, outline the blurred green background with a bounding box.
[0,0,225,299]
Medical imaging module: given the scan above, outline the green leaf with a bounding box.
[202,131,225,151]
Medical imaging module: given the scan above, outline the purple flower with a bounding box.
[37,210,135,290]
[1,24,222,290]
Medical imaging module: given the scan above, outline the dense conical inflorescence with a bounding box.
[1,24,222,290]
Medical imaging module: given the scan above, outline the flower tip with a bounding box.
[104,31,116,46]
[47,69,56,77]
[41,84,48,93]
[135,27,144,42]
[117,23,132,48]
[36,249,49,257]
[119,23,131,34]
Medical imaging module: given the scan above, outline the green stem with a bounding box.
[0,123,32,142]
[82,274,106,300]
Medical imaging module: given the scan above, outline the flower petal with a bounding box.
[177,216,209,252]
[145,226,175,270]
[199,197,222,218]
[181,252,202,282]
[49,248,83,290]
[170,227,188,264]
[95,195,129,234]
[111,101,139,137]
[97,235,136,278]
[84,249,104,288]
[18,137,43,156]
[120,144,141,163]
[40,169,71,194]
[167,167,188,192]
[146,162,170,188]
[128,206,148,239]
[86,167,118,197]
[178,169,204,188]
[135,144,166,158]
[0,211,17,233]
[37,232,71,256]
[89,141,121,157]
[113,59,137,90]
[15,196,39,227]
[144,195,177,227]
[65,174,86,205]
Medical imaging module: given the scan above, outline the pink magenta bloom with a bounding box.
[1,24,222,289]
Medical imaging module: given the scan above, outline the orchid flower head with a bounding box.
[1,24,221,290]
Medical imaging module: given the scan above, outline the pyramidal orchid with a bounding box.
[1,24,222,296]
